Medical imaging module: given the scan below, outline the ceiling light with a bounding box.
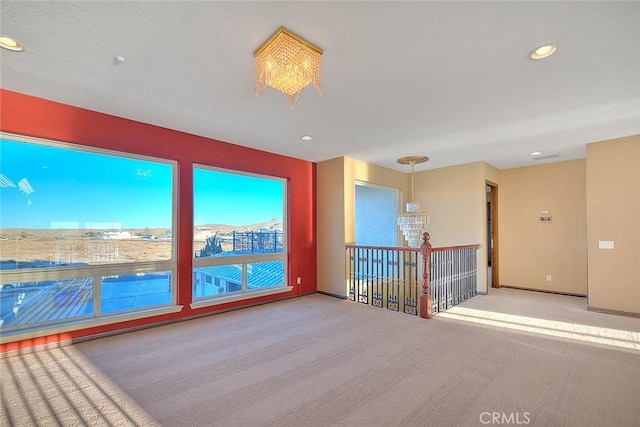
[300,135,313,141]
[530,44,557,60]
[397,156,430,248]
[254,26,323,107]
[0,36,24,52]
[530,151,543,156]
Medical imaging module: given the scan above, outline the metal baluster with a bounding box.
[433,251,439,314]
[357,247,362,303]
[393,250,397,310]
[351,247,354,300]
[366,248,371,304]
[467,248,472,299]
[372,248,378,307]
[440,251,445,312]
[353,247,358,302]
[407,250,417,315]
[388,248,395,311]
[380,249,391,310]
[471,248,475,297]
[360,247,366,304]
[464,248,468,300]
[432,251,437,315]
[379,248,383,308]
[448,250,453,310]
[374,248,381,308]
[456,249,460,303]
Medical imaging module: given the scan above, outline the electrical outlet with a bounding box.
[296,277,301,285]
[546,275,552,282]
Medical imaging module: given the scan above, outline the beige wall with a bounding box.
[499,159,588,295]
[344,157,407,244]
[317,157,347,297]
[414,162,483,246]
[318,136,639,315]
[586,135,640,314]
[316,156,406,297]
[414,162,495,293]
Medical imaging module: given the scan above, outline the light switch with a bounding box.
[598,241,614,249]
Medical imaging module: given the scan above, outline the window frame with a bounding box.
[191,164,290,308]
[0,132,180,342]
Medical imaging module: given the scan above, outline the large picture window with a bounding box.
[0,134,177,337]
[192,166,287,304]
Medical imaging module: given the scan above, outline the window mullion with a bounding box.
[242,263,248,293]
[94,273,101,318]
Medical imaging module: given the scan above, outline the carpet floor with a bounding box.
[1,288,639,426]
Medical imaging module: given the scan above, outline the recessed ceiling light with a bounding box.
[530,151,543,156]
[498,145,506,149]
[530,44,557,60]
[0,36,24,52]
[300,135,313,141]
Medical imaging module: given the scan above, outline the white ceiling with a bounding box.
[1,1,639,172]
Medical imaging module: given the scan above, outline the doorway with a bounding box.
[486,181,499,288]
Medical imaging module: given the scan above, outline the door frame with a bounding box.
[486,180,500,288]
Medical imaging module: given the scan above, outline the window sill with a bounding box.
[190,286,294,310]
[0,305,184,345]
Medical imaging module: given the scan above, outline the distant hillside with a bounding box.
[195,218,283,234]
[0,218,283,240]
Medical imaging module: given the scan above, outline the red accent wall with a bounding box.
[0,89,317,352]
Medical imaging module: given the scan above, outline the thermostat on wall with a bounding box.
[540,209,552,222]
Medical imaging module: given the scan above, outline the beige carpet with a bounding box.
[2,288,639,427]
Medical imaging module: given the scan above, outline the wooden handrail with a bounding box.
[345,244,419,252]
[432,244,480,252]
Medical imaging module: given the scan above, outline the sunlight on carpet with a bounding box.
[0,346,159,426]
[438,306,640,352]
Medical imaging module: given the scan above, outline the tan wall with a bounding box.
[344,157,407,244]
[482,163,501,187]
[317,157,347,296]
[318,138,639,313]
[586,135,640,314]
[499,159,588,295]
[414,162,491,292]
[316,156,406,297]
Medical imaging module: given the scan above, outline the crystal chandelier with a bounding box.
[254,26,323,107]
[397,156,430,247]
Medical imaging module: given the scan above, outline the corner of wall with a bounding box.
[586,135,640,314]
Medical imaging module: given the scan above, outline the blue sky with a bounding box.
[1,138,284,229]
[193,167,284,226]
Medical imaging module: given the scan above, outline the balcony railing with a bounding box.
[346,233,478,318]
[430,245,478,315]
[346,245,420,315]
